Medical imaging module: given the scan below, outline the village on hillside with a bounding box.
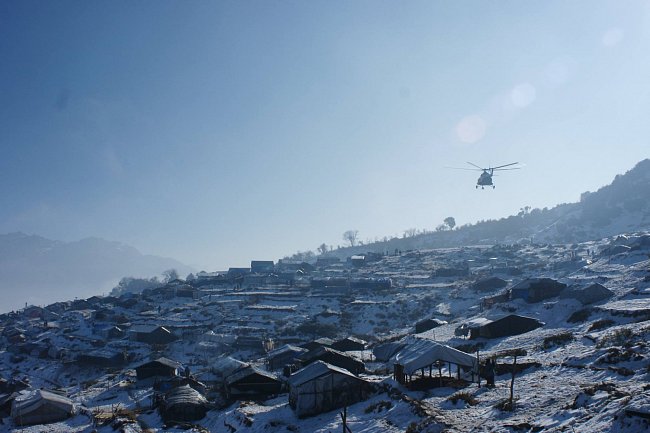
[1,233,649,432]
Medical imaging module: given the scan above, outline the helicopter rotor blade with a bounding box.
[466,161,484,170]
[445,166,483,171]
[491,162,519,170]
[492,167,521,171]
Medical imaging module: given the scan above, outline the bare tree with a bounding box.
[163,269,179,283]
[317,243,329,255]
[343,230,359,247]
[403,228,418,238]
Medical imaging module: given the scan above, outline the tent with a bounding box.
[135,357,181,381]
[470,314,544,339]
[331,336,367,352]
[11,389,74,426]
[392,339,477,376]
[510,278,566,303]
[225,366,282,399]
[473,277,508,292]
[414,318,448,334]
[160,384,208,422]
[563,283,614,305]
[288,361,369,418]
[299,347,365,374]
[372,341,407,362]
[266,345,308,370]
[212,356,248,380]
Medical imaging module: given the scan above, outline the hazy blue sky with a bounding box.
[1,1,649,270]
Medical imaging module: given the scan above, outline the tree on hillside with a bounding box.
[284,250,316,262]
[444,217,456,230]
[343,230,359,247]
[111,276,160,296]
[317,243,329,255]
[163,269,179,283]
[403,228,418,238]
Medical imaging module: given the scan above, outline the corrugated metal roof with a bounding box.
[288,360,358,387]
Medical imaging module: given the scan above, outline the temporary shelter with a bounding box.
[510,278,566,303]
[469,314,544,339]
[563,283,614,305]
[473,277,508,292]
[135,357,181,381]
[331,336,367,352]
[212,356,248,380]
[11,389,74,426]
[129,325,177,345]
[299,347,365,374]
[392,339,477,378]
[288,361,370,418]
[225,366,282,399]
[414,318,448,334]
[160,384,208,422]
[266,345,308,370]
[372,341,407,362]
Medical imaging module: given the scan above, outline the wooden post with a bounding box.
[509,355,517,409]
[339,406,353,433]
[476,350,481,388]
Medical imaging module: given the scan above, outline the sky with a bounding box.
[1,1,649,271]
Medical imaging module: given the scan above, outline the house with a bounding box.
[469,314,544,339]
[99,325,125,340]
[300,337,334,352]
[227,267,251,277]
[77,349,127,368]
[510,278,567,303]
[299,347,365,375]
[433,267,470,277]
[212,356,248,382]
[225,366,283,399]
[350,255,366,267]
[414,318,448,334]
[562,283,614,305]
[135,357,181,381]
[234,336,272,353]
[251,261,275,273]
[288,361,371,418]
[174,284,199,299]
[129,325,177,345]
[331,336,367,352]
[11,389,74,426]
[349,278,392,291]
[316,256,340,267]
[159,384,208,422]
[473,277,508,292]
[266,345,308,370]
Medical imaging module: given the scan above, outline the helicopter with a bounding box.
[450,162,522,189]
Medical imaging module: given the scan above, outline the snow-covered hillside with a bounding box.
[1,232,649,432]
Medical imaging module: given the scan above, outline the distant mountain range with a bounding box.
[329,158,650,256]
[0,233,192,312]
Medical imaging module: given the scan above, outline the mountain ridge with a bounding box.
[0,233,193,312]
[325,158,650,257]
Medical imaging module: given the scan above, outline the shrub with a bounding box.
[447,391,478,406]
[542,332,574,349]
[597,328,634,348]
[588,319,615,332]
[364,400,393,413]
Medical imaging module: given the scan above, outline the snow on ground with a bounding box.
[1,233,649,432]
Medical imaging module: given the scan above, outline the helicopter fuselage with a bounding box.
[477,170,494,188]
